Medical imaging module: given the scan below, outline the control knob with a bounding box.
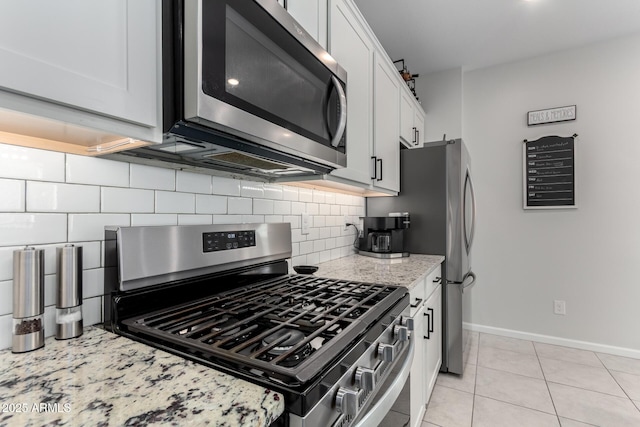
[377,343,395,362]
[354,367,375,392]
[335,387,358,416]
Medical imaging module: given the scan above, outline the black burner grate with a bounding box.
[123,274,405,384]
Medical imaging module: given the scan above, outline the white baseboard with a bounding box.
[463,322,640,360]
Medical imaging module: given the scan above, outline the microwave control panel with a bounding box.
[203,230,256,252]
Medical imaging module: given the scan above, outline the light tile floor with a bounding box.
[421,332,640,427]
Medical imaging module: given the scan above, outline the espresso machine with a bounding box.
[357,213,410,258]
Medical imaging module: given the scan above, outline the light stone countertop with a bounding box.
[314,254,444,290]
[0,327,284,427]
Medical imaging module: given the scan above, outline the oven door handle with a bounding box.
[353,338,415,427]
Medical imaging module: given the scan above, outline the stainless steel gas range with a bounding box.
[104,223,413,427]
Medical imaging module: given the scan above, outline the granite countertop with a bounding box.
[315,254,444,290]
[0,327,284,427]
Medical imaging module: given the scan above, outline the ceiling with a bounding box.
[353,0,640,76]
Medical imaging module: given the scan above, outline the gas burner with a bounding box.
[333,306,363,319]
[259,328,313,367]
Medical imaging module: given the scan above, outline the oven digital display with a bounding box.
[202,230,255,252]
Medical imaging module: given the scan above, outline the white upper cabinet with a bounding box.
[283,0,328,49]
[372,52,400,192]
[0,0,160,146]
[328,0,374,185]
[400,89,426,149]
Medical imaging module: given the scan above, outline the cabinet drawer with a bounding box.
[425,264,442,299]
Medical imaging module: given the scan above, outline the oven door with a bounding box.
[183,0,347,169]
[352,338,414,427]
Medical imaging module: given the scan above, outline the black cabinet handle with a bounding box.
[424,311,431,339]
[427,307,434,333]
[416,129,420,146]
[433,276,442,284]
[410,297,423,308]
[370,156,377,180]
[412,127,417,145]
[377,158,383,181]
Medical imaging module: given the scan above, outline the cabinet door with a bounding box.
[399,90,415,146]
[328,0,374,185]
[424,284,442,403]
[409,304,426,427]
[0,0,158,127]
[285,0,328,48]
[372,52,400,192]
[414,108,425,149]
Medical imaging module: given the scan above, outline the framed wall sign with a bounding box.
[523,135,577,209]
[528,105,576,126]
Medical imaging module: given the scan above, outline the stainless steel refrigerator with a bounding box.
[366,138,477,375]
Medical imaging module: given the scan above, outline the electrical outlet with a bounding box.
[301,213,310,235]
[553,300,566,315]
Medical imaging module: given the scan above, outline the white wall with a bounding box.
[462,33,640,354]
[416,67,463,142]
[0,143,362,349]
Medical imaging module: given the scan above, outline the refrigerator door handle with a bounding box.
[464,169,477,254]
[447,271,476,292]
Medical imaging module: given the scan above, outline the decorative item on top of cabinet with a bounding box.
[393,59,420,100]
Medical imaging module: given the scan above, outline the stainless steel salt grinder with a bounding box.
[55,244,83,340]
[12,246,45,353]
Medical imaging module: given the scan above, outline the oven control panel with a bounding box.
[202,230,256,252]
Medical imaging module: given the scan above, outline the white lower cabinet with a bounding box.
[424,283,442,403]
[409,303,426,427]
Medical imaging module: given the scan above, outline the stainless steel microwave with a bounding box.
[114,0,347,180]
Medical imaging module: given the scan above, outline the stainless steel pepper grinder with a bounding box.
[12,246,45,353]
[55,244,83,340]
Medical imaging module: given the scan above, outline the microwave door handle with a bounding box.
[329,75,347,148]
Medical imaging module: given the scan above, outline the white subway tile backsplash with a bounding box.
[313,240,326,252]
[300,241,314,255]
[263,185,284,200]
[213,215,244,224]
[331,248,342,260]
[291,202,305,215]
[274,201,291,215]
[291,229,305,243]
[253,199,274,215]
[0,213,67,246]
[82,296,103,327]
[212,176,241,196]
[44,274,56,307]
[241,182,264,198]
[83,268,104,299]
[340,205,349,216]
[68,214,129,241]
[319,204,331,216]
[102,187,153,213]
[330,205,341,216]
[66,154,129,187]
[156,191,195,213]
[196,194,227,214]
[176,171,212,194]
[291,255,306,268]
[282,186,298,201]
[325,192,336,205]
[0,179,25,212]
[312,190,326,204]
[178,215,213,225]
[325,238,337,249]
[0,144,65,182]
[264,215,284,223]
[306,203,319,215]
[319,250,331,263]
[131,214,177,226]
[27,182,99,213]
[319,227,332,239]
[306,252,320,266]
[0,314,11,350]
[314,216,326,227]
[228,197,252,214]
[291,242,300,257]
[298,188,313,202]
[0,280,11,315]
[74,241,101,270]
[283,215,300,229]
[44,305,55,339]
[242,215,264,223]
[306,228,320,241]
[130,164,175,191]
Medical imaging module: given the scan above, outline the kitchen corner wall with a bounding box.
[460,32,640,354]
[0,143,363,350]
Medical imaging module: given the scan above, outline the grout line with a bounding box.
[532,336,561,423]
